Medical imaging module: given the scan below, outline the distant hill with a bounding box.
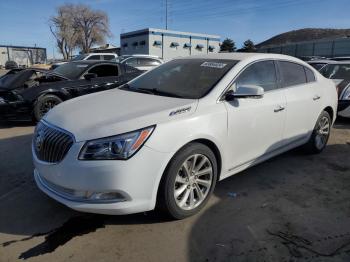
[256,28,350,48]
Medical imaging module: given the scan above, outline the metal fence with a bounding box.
[258,37,350,58]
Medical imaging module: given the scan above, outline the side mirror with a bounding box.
[84,73,98,80]
[225,85,264,101]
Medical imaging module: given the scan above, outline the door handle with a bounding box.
[313,95,321,101]
[274,105,285,112]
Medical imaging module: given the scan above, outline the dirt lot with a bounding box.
[0,119,350,262]
[0,69,8,76]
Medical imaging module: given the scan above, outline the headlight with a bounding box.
[79,126,155,160]
[0,97,5,104]
[342,86,350,100]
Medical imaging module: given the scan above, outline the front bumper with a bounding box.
[33,142,172,215]
[338,100,350,118]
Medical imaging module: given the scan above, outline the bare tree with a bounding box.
[49,4,110,58]
[49,4,78,60]
[73,4,111,53]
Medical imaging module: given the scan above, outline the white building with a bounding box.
[0,45,46,67]
[120,28,220,61]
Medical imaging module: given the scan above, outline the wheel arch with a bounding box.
[323,106,334,122]
[189,138,222,181]
[36,90,70,101]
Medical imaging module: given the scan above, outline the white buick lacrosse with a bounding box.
[32,53,337,219]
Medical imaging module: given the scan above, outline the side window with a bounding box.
[279,61,307,87]
[235,60,278,92]
[88,65,119,77]
[124,58,138,67]
[139,58,161,66]
[103,55,115,61]
[304,67,316,82]
[86,55,101,60]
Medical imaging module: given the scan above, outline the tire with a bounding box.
[33,94,63,122]
[158,142,218,219]
[304,111,331,154]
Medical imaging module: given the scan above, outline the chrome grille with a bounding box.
[33,121,74,163]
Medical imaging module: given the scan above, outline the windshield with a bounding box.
[71,54,87,61]
[52,62,88,79]
[320,64,350,79]
[124,59,238,99]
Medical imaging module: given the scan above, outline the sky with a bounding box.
[0,0,350,59]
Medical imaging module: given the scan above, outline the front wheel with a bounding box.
[158,143,217,219]
[304,111,331,154]
[33,94,63,122]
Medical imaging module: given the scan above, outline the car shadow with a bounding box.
[0,120,34,129]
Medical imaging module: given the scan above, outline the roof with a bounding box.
[308,59,334,64]
[179,52,301,61]
[120,54,161,59]
[70,60,119,65]
[121,28,220,41]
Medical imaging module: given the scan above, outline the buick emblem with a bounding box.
[35,129,45,151]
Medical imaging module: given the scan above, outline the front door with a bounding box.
[224,60,287,170]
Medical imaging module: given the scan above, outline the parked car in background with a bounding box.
[50,53,119,69]
[0,61,141,121]
[319,62,350,85]
[32,53,337,219]
[307,59,334,71]
[332,56,350,61]
[115,54,163,72]
[5,60,18,70]
[333,79,350,118]
[317,62,350,118]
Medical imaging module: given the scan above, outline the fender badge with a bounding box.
[169,106,191,116]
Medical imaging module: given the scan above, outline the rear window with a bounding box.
[304,67,316,82]
[86,55,101,60]
[126,59,238,99]
[279,61,307,87]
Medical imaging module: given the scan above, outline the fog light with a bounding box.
[89,192,125,201]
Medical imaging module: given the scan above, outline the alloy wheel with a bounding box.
[39,99,60,117]
[174,154,213,211]
[315,116,330,150]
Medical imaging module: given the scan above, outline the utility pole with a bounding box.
[165,0,168,30]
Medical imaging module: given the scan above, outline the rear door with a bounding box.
[277,61,319,144]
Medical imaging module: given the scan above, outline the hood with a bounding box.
[44,89,198,142]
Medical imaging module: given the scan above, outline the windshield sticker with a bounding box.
[77,64,88,68]
[200,62,227,69]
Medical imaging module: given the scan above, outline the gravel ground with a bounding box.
[0,69,8,76]
[0,118,349,262]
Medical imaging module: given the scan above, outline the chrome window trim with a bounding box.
[217,58,318,102]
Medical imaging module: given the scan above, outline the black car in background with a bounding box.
[0,61,142,121]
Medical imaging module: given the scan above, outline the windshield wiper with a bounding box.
[137,88,185,98]
[120,85,185,98]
